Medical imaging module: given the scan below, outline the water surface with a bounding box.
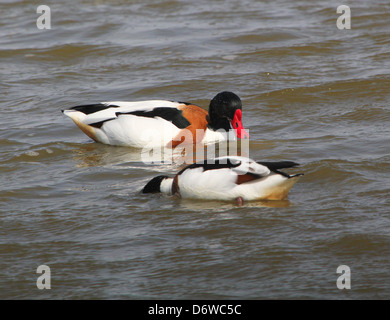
[1,0,390,299]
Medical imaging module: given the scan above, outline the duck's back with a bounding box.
[63,100,209,147]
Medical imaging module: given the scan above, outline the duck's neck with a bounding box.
[160,178,174,195]
[207,115,231,132]
[203,128,228,144]
[204,116,235,144]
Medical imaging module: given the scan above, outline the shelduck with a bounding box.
[62,91,249,148]
[142,156,303,203]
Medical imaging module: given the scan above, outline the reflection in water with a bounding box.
[71,140,291,208]
[3,0,390,300]
[71,140,251,168]
[163,196,291,210]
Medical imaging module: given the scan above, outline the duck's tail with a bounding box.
[62,109,99,142]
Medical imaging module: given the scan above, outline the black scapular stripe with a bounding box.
[116,107,191,129]
[257,161,300,171]
[257,161,300,178]
[178,158,242,175]
[69,103,118,115]
[69,104,191,129]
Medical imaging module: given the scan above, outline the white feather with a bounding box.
[98,115,181,147]
[67,100,182,126]
[174,156,301,201]
[202,128,229,144]
[102,100,181,111]
[214,156,270,176]
[63,100,184,147]
[178,167,237,199]
[64,99,246,147]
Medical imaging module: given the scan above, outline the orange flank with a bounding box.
[71,117,98,142]
[236,173,258,185]
[170,104,209,148]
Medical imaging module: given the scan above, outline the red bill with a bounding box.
[231,109,249,139]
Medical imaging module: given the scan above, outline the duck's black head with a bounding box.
[208,91,249,139]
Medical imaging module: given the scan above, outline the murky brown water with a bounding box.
[1,0,390,299]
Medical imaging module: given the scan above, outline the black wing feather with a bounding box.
[177,158,241,175]
[116,107,191,129]
[257,161,301,178]
[68,103,118,115]
[66,104,191,129]
[257,161,300,171]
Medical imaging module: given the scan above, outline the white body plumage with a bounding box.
[143,156,303,201]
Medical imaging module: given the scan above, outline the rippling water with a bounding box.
[1,0,390,299]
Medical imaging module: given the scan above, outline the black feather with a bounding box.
[67,103,118,115]
[177,158,241,175]
[257,161,300,171]
[257,161,301,178]
[208,91,242,131]
[116,107,191,129]
[142,175,169,193]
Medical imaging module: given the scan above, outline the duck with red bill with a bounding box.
[63,91,249,147]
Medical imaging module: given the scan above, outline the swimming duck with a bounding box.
[142,156,303,202]
[62,91,249,148]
